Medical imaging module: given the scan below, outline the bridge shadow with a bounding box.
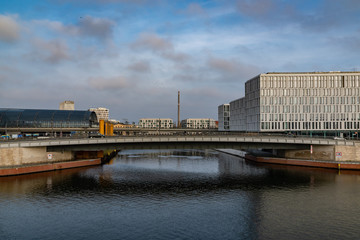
[0,149,352,197]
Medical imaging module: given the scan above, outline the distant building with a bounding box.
[218,104,230,131]
[139,118,174,129]
[59,100,74,110]
[89,107,109,122]
[180,118,217,129]
[114,122,137,129]
[220,71,360,136]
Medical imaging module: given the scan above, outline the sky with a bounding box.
[1,0,360,123]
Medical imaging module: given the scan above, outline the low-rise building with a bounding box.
[139,118,174,129]
[180,118,217,129]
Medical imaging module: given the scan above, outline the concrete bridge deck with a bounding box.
[0,135,356,151]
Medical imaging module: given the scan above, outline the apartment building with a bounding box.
[221,71,360,135]
[181,118,217,129]
[138,118,174,128]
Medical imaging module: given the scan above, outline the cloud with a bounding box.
[208,57,237,73]
[235,0,360,33]
[0,14,20,42]
[78,16,115,40]
[127,61,151,73]
[33,15,115,41]
[31,38,70,63]
[181,3,208,17]
[300,0,360,32]
[53,0,151,5]
[236,0,276,18]
[132,32,189,63]
[328,32,360,53]
[132,32,173,52]
[88,76,132,90]
[207,56,260,80]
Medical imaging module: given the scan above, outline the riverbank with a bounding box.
[0,158,101,177]
[216,149,360,170]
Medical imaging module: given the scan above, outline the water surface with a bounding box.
[1,149,360,240]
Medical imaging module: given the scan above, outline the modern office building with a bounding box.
[59,100,74,110]
[138,118,174,129]
[218,104,230,131]
[89,107,109,122]
[180,118,217,129]
[220,71,360,136]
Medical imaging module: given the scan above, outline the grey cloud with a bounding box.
[163,52,189,62]
[53,0,151,5]
[235,0,298,25]
[78,16,115,40]
[132,32,189,63]
[132,32,173,52]
[32,39,70,63]
[328,33,360,52]
[207,56,260,81]
[300,0,360,32]
[0,15,20,43]
[127,61,151,73]
[181,3,208,17]
[208,57,237,73]
[236,0,276,18]
[235,0,360,32]
[88,76,132,90]
[34,16,115,41]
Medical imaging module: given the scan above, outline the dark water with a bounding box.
[1,149,360,240]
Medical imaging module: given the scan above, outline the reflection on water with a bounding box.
[1,149,360,240]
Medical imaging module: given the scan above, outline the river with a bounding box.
[1,149,360,240]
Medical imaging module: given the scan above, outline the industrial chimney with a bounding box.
[178,91,180,128]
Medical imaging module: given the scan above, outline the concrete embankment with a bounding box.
[216,149,360,170]
[0,146,119,177]
[0,159,102,176]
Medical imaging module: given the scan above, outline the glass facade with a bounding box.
[0,108,97,128]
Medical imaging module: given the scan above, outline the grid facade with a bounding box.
[224,71,360,133]
[218,104,230,131]
[139,118,174,128]
[181,118,217,129]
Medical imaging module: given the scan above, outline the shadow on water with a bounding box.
[0,149,355,197]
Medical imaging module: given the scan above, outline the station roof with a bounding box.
[0,108,97,128]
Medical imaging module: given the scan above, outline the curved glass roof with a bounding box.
[0,108,97,128]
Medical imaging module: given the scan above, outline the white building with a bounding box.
[89,107,109,122]
[139,118,174,129]
[181,118,217,129]
[59,101,74,110]
[221,71,360,135]
[218,104,230,131]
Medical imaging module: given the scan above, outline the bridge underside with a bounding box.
[46,142,310,152]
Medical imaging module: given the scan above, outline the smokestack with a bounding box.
[178,91,180,128]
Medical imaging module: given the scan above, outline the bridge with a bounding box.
[1,134,359,176]
[0,134,354,151]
